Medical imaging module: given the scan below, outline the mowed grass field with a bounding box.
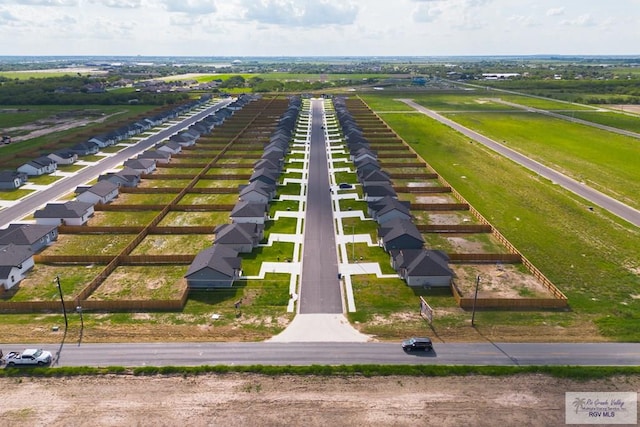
[444,112,640,209]
[370,91,640,209]
[360,92,640,341]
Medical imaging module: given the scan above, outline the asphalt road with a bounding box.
[298,99,343,313]
[4,341,640,367]
[399,99,640,227]
[0,98,232,228]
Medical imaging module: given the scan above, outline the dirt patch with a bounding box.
[452,263,552,299]
[415,195,458,203]
[3,109,122,143]
[605,104,640,114]
[427,212,473,225]
[1,374,635,426]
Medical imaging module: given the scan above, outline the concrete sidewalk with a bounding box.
[267,313,372,342]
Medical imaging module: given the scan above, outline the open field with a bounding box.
[443,111,640,209]
[2,373,635,427]
[361,93,640,341]
[558,110,640,133]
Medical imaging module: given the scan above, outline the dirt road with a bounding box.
[1,373,636,426]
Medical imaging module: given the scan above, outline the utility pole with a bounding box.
[76,306,84,331]
[55,275,68,330]
[471,275,480,327]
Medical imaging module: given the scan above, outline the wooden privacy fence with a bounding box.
[148,226,213,234]
[120,255,194,265]
[448,253,522,263]
[0,289,190,313]
[59,225,145,234]
[379,162,426,168]
[95,204,169,211]
[411,203,469,211]
[35,255,115,264]
[417,224,492,233]
[389,173,439,180]
[376,153,417,159]
[395,186,452,193]
[451,282,568,310]
[159,162,208,168]
[169,204,235,212]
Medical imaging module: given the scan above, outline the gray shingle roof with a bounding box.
[230,201,268,218]
[34,201,94,218]
[185,244,241,278]
[0,223,57,246]
[368,196,411,217]
[214,223,263,245]
[0,243,33,267]
[379,218,424,244]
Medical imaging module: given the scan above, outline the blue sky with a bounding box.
[0,0,637,56]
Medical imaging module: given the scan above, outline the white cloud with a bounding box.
[241,0,358,27]
[507,14,536,27]
[0,0,78,5]
[90,0,143,8]
[411,0,491,29]
[162,0,217,14]
[560,13,595,27]
[412,3,442,23]
[0,9,20,25]
[546,7,565,17]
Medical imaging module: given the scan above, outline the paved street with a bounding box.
[298,99,343,313]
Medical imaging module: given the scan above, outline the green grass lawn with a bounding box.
[154,167,203,176]
[115,192,179,205]
[557,111,640,133]
[88,266,188,300]
[277,183,302,196]
[139,179,194,189]
[178,193,237,205]
[269,200,300,216]
[240,243,296,276]
[89,210,161,226]
[158,211,229,227]
[494,94,594,111]
[27,174,64,185]
[0,188,34,201]
[57,164,86,173]
[131,234,213,255]
[264,217,298,236]
[2,264,106,302]
[41,234,135,256]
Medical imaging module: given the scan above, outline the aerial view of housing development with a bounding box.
[0,1,639,425]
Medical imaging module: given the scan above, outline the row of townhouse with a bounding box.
[335,99,453,289]
[184,96,300,289]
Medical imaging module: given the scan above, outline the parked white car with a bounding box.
[3,349,52,367]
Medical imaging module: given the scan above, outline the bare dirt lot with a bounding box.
[1,373,635,426]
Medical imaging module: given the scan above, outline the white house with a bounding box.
[34,201,95,226]
[0,244,35,291]
[76,180,119,205]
